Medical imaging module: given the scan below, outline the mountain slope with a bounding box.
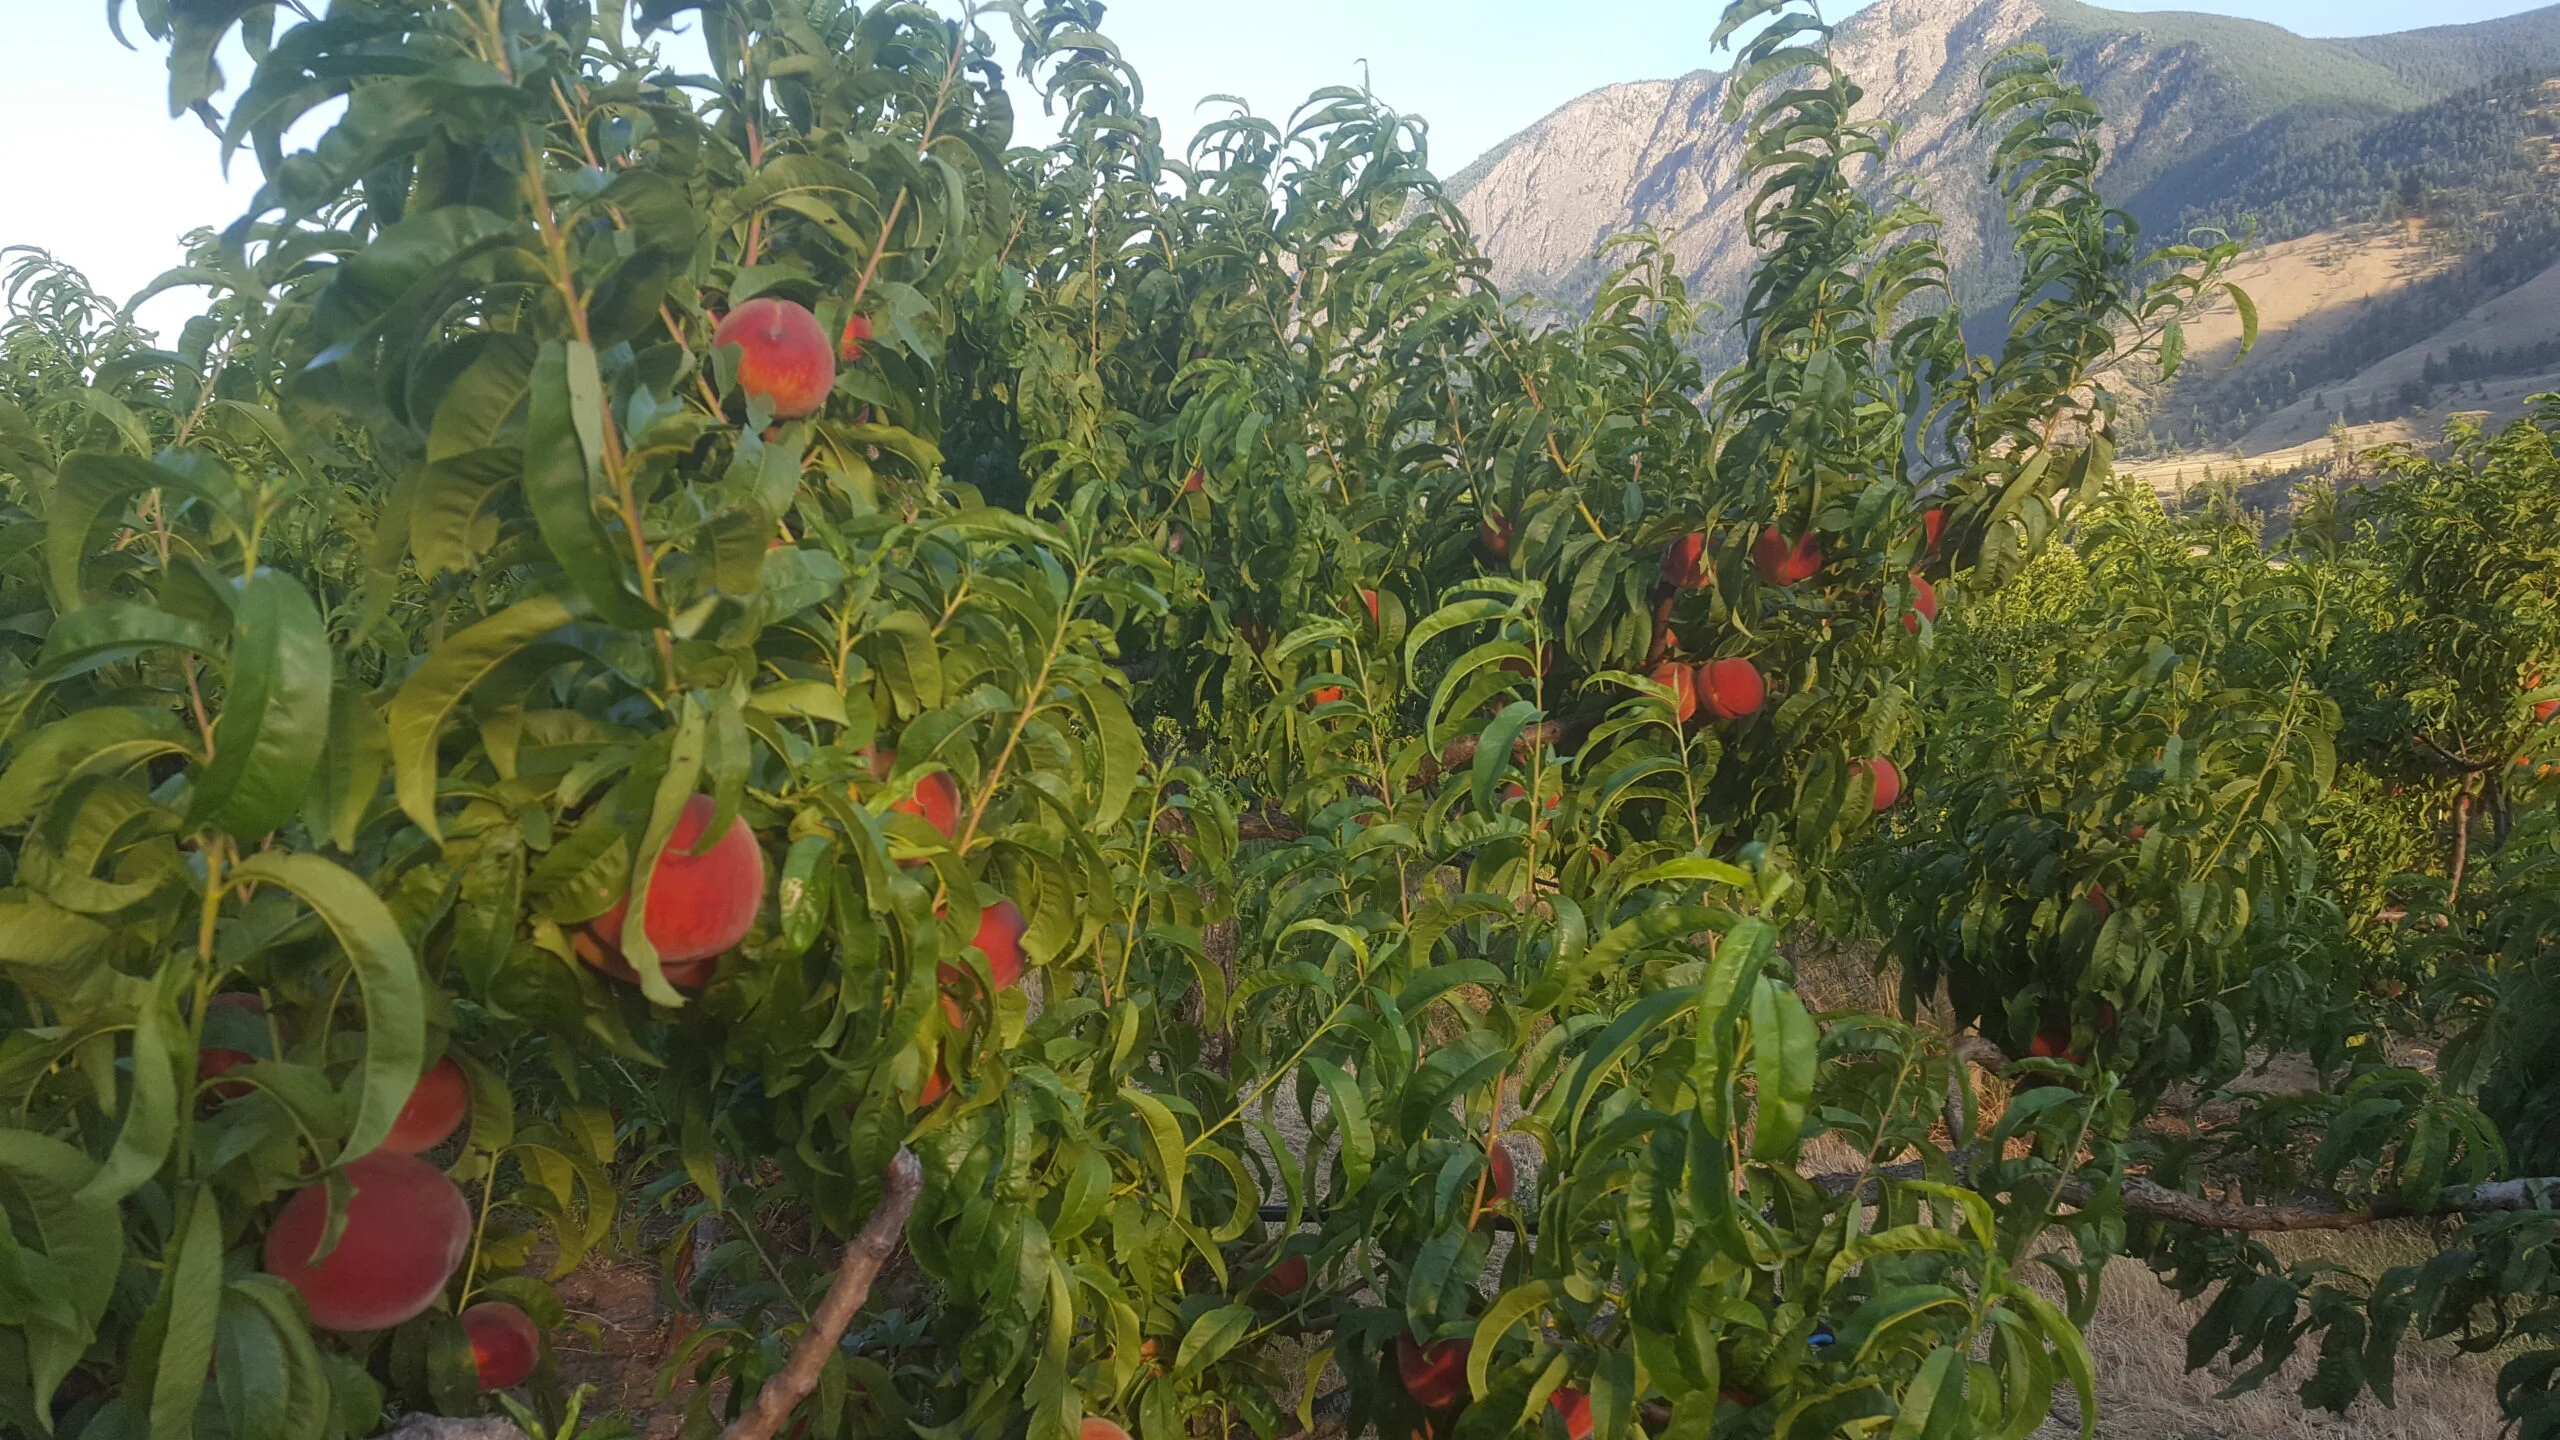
[1454,0,2560,453]
[1450,0,2560,401]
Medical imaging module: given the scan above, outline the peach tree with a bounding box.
[19,2,2557,1439]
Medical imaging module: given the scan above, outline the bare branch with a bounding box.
[1809,1161,2560,1231]
[721,1150,925,1440]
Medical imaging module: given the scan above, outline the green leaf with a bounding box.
[408,447,519,578]
[386,594,577,842]
[76,961,184,1206]
[1824,1224,1974,1290]
[190,570,332,841]
[1888,1345,1963,1440]
[0,707,190,830]
[1172,1304,1254,1380]
[1471,700,1543,813]
[228,1277,335,1440]
[1305,1058,1372,1195]
[426,336,537,462]
[227,852,423,1161]
[1748,979,1816,1163]
[1124,1088,1187,1220]
[213,1287,294,1440]
[149,1189,224,1440]
[0,1132,121,1427]
[1403,596,1515,675]
[0,898,114,968]
[305,682,389,853]
[34,601,217,682]
[1468,1282,1556,1399]
[524,341,658,629]
[2225,282,2259,363]
[1084,683,1145,832]
[2010,1287,2096,1440]
[44,452,244,610]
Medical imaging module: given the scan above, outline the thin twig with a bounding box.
[720,1150,924,1440]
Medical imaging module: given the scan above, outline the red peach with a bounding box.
[1480,511,1513,560]
[262,1151,472,1332]
[462,1301,542,1390]
[1080,1420,1132,1440]
[1360,589,1381,626]
[591,794,765,968]
[2084,882,2112,919]
[1660,532,1709,590]
[1183,468,1205,495]
[381,1056,470,1155]
[1311,685,1347,706]
[1698,657,1766,722]
[1857,757,1904,813]
[1751,527,1821,586]
[1497,783,1559,813]
[974,899,1028,989]
[892,771,964,841]
[2539,700,2558,723]
[1922,508,1946,556]
[1650,661,1698,724]
[1903,575,1939,633]
[201,1047,256,1100]
[1254,1254,1311,1298]
[713,297,834,419]
[1489,1143,1516,1201]
[1550,1387,1593,1440]
[939,898,1029,993]
[837,313,873,364]
[1395,1334,1472,1411]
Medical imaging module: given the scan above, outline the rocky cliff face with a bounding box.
[1449,0,2041,318]
[1447,0,2560,340]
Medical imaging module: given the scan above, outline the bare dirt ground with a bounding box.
[2028,1242,2506,1440]
[551,1252,692,1439]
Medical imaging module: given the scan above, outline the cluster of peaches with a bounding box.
[184,295,999,1384]
[208,750,1028,1387]
[201,1004,539,1389]
[1642,525,1930,814]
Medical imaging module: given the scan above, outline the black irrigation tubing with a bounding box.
[1258,1202,1538,1236]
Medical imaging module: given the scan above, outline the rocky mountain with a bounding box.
[1449,0,2560,455]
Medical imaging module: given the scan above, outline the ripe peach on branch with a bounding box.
[261,1152,472,1332]
[1752,527,1821,585]
[584,794,766,987]
[714,297,836,419]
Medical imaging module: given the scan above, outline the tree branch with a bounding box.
[2413,731,2500,774]
[721,1150,924,1440]
[1807,1157,2560,1231]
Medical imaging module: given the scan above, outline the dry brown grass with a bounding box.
[2028,1235,2506,1439]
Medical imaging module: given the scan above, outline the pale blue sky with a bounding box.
[5,0,2551,337]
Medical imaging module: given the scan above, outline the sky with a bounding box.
[5,0,2553,339]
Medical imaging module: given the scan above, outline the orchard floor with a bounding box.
[2029,1236,2505,1439]
[549,1250,692,1438]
